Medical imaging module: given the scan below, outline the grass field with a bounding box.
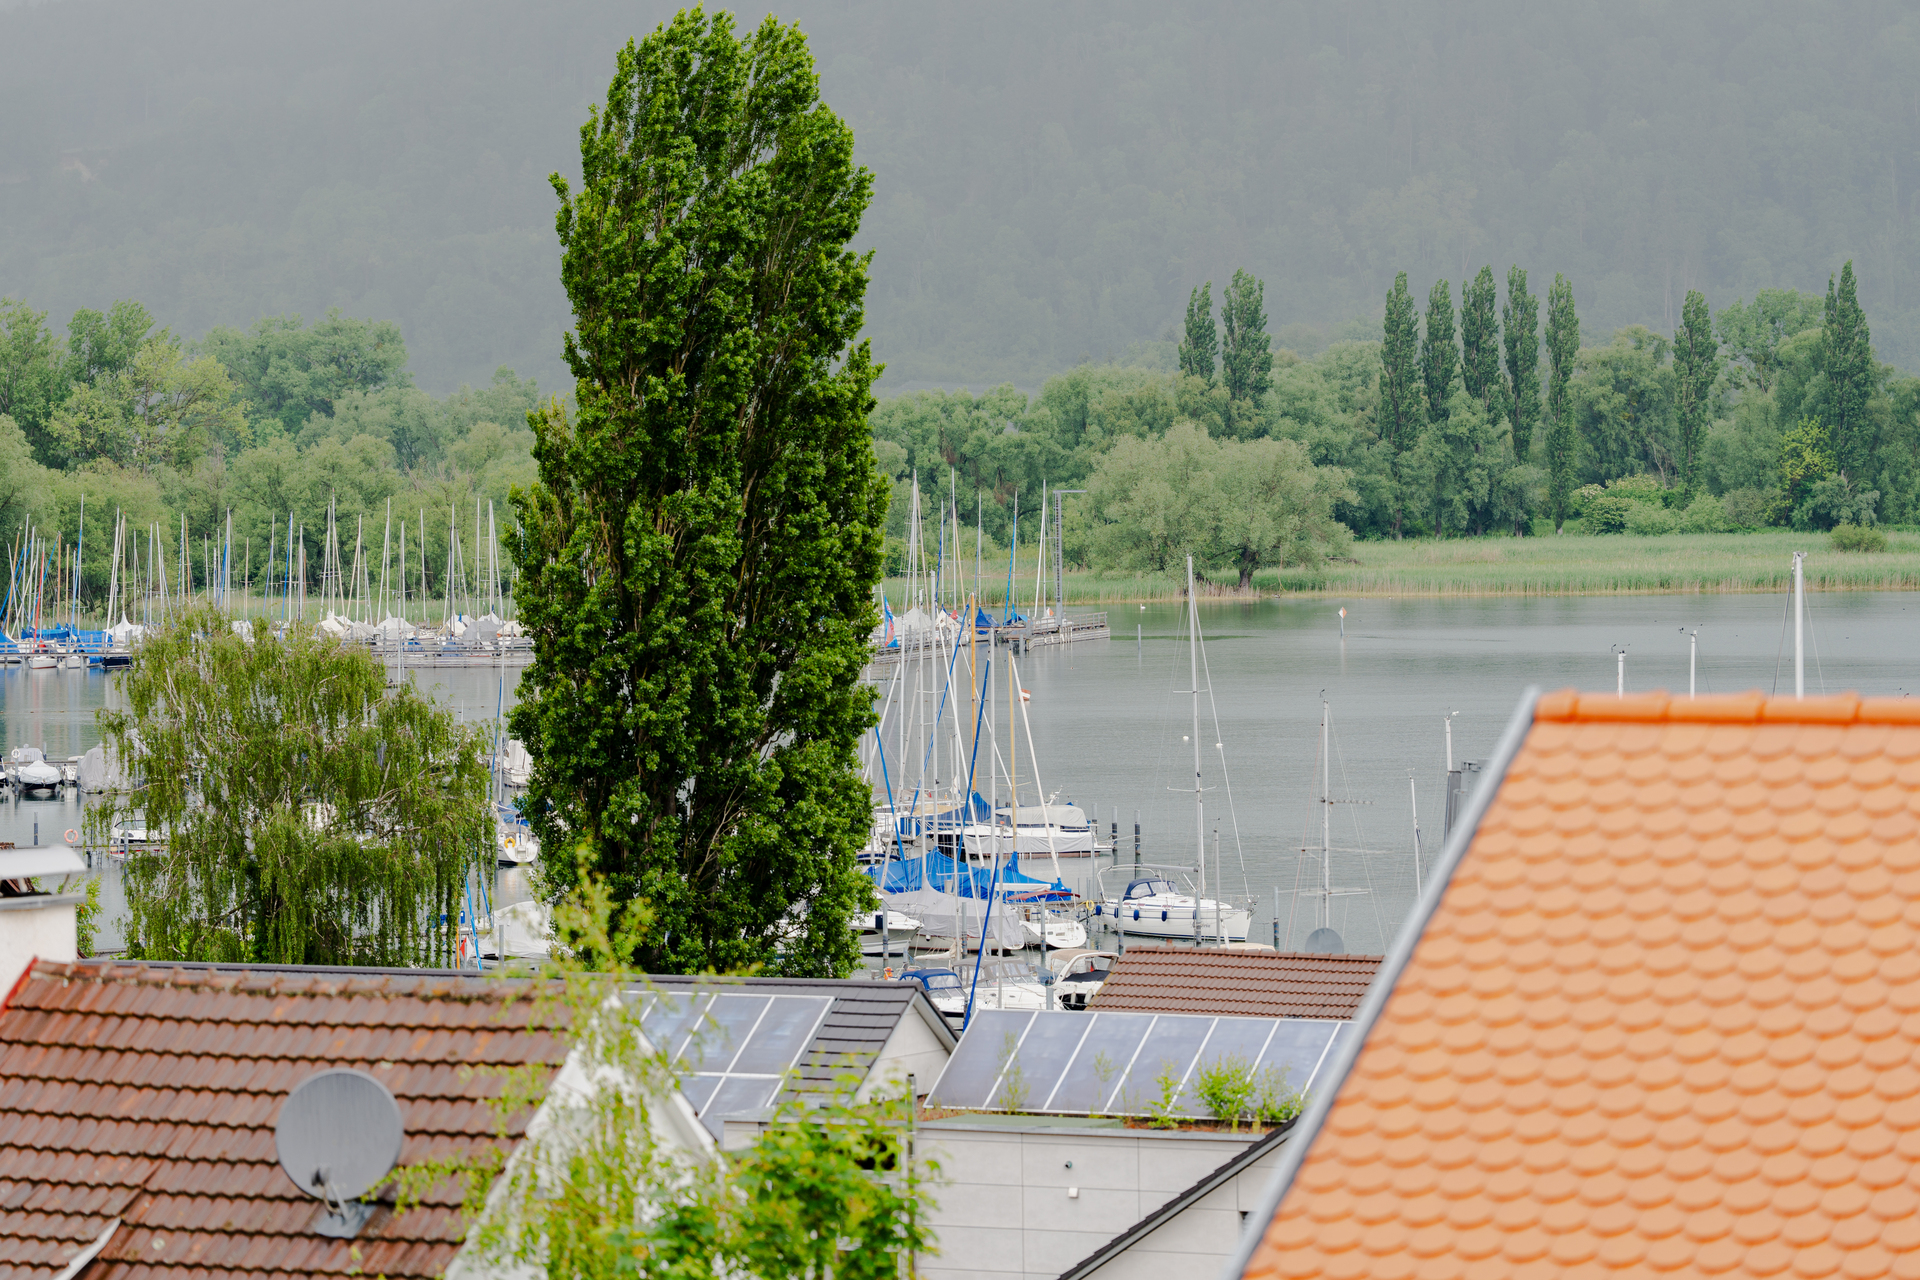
[887,531,1920,604]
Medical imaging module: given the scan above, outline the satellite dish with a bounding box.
[1303,927,1345,955]
[276,1069,405,1237]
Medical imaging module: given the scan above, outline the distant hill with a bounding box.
[2,0,1915,393]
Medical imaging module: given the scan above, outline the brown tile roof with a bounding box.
[0,959,571,1279]
[1092,946,1383,1019]
[1239,690,1920,1280]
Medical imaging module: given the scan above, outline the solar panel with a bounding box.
[636,991,836,1136]
[927,1010,1345,1119]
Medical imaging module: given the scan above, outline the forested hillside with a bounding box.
[0,1,1915,393]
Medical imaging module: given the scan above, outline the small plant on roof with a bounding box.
[1255,1065,1305,1128]
[995,1031,1032,1113]
[1147,1060,1184,1129]
[1193,1054,1258,1132]
[1089,1049,1117,1118]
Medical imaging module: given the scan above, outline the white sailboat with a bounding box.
[1095,554,1250,942]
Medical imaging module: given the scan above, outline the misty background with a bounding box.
[2,0,1916,397]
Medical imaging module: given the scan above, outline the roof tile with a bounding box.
[1091,947,1383,1019]
[1241,692,1920,1280]
[0,962,569,1279]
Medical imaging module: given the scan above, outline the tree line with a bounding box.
[0,297,539,609]
[870,260,1919,583]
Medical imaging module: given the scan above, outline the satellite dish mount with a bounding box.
[275,1068,406,1239]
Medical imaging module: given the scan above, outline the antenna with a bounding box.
[275,1069,405,1238]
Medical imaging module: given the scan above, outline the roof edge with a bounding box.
[1217,685,1541,1280]
[1057,1121,1294,1280]
[1533,689,1920,725]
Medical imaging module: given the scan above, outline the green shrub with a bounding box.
[1147,1060,1184,1129]
[1581,490,1635,533]
[1193,1054,1259,1132]
[1679,494,1733,534]
[1255,1066,1306,1127]
[1722,487,1773,529]
[1831,522,1888,552]
[1624,501,1679,535]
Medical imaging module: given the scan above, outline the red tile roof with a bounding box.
[0,959,571,1279]
[1239,691,1920,1280]
[1092,946,1383,1020]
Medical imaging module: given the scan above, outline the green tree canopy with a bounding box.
[1672,289,1719,497]
[1421,280,1458,425]
[1220,269,1273,433]
[1502,266,1541,460]
[1179,282,1216,386]
[1543,273,1581,530]
[95,609,491,965]
[199,309,413,439]
[1378,272,1422,540]
[511,10,885,977]
[1715,289,1823,396]
[1460,266,1504,426]
[1823,261,1874,477]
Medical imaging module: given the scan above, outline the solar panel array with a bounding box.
[637,991,837,1136]
[928,1010,1346,1118]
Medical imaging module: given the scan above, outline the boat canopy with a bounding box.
[1123,878,1178,899]
[867,849,1069,901]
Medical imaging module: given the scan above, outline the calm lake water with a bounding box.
[12,589,1916,958]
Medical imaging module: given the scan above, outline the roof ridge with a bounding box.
[1534,687,1920,725]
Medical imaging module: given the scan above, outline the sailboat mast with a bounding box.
[1321,698,1332,930]
[1187,554,1205,944]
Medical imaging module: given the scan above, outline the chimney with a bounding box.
[0,846,87,996]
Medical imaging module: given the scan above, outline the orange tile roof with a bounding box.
[1238,690,1920,1280]
[0,960,571,1279]
[1092,946,1384,1019]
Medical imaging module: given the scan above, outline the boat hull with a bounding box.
[1095,901,1252,942]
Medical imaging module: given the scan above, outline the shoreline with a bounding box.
[886,531,1920,604]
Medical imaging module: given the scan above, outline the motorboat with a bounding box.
[900,966,967,1023]
[477,898,552,960]
[1053,950,1118,1010]
[1001,802,1099,855]
[58,652,85,670]
[25,653,57,670]
[1093,873,1252,942]
[8,746,62,794]
[1014,901,1087,950]
[856,908,922,955]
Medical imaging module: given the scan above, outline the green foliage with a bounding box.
[1775,417,1837,526]
[1420,280,1458,425]
[1571,326,1674,487]
[1460,266,1505,427]
[1084,420,1352,583]
[1672,290,1719,498]
[399,867,936,1280]
[1193,1054,1259,1132]
[45,336,248,472]
[995,1031,1032,1113]
[1823,261,1875,478]
[1220,269,1274,435]
[1544,274,1581,530]
[1254,1066,1305,1127]
[1503,267,1541,461]
[1721,488,1773,530]
[512,10,883,978]
[198,310,412,439]
[0,298,66,446]
[1179,283,1216,386]
[1831,522,1887,552]
[94,606,490,965]
[70,874,102,957]
[1379,272,1423,539]
[1716,289,1824,395]
[1147,1060,1183,1129]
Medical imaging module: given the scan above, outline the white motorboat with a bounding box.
[1053,950,1118,1010]
[25,653,57,670]
[1018,905,1087,950]
[1094,873,1252,942]
[1003,802,1099,855]
[58,652,85,670]
[9,746,62,793]
[900,966,968,1022]
[857,908,922,955]
[497,822,540,865]
[477,899,552,960]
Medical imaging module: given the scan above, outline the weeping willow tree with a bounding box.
[93,606,492,965]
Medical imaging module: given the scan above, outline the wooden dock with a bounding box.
[865,612,1109,670]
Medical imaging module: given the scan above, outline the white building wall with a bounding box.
[915,1121,1260,1280]
[0,896,79,997]
[1076,1144,1284,1280]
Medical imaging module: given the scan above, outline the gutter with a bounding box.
[1217,687,1541,1280]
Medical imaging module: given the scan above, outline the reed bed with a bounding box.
[885,531,1920,604]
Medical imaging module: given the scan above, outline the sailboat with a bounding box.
[1094,554,1251,942]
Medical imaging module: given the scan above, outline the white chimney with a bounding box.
[0,846,87,997]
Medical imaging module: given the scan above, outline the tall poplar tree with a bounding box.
[1460,266,1504,426]
[1672,288,1719,499]
[1502,266,1540,460]
[1543,273,1581,531]
[510,11,886,977]
[1179,282,1217,386]
[1378,272,1422,540]
[1220,269,1273,435]
[1822,261,1874,478]
[1421,280,1458,425]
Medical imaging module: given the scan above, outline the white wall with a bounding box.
[859,1005,954,1101]
[1076,1143,1284,1280]
[915,1121,1260,1280]
[0,896,79,997]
